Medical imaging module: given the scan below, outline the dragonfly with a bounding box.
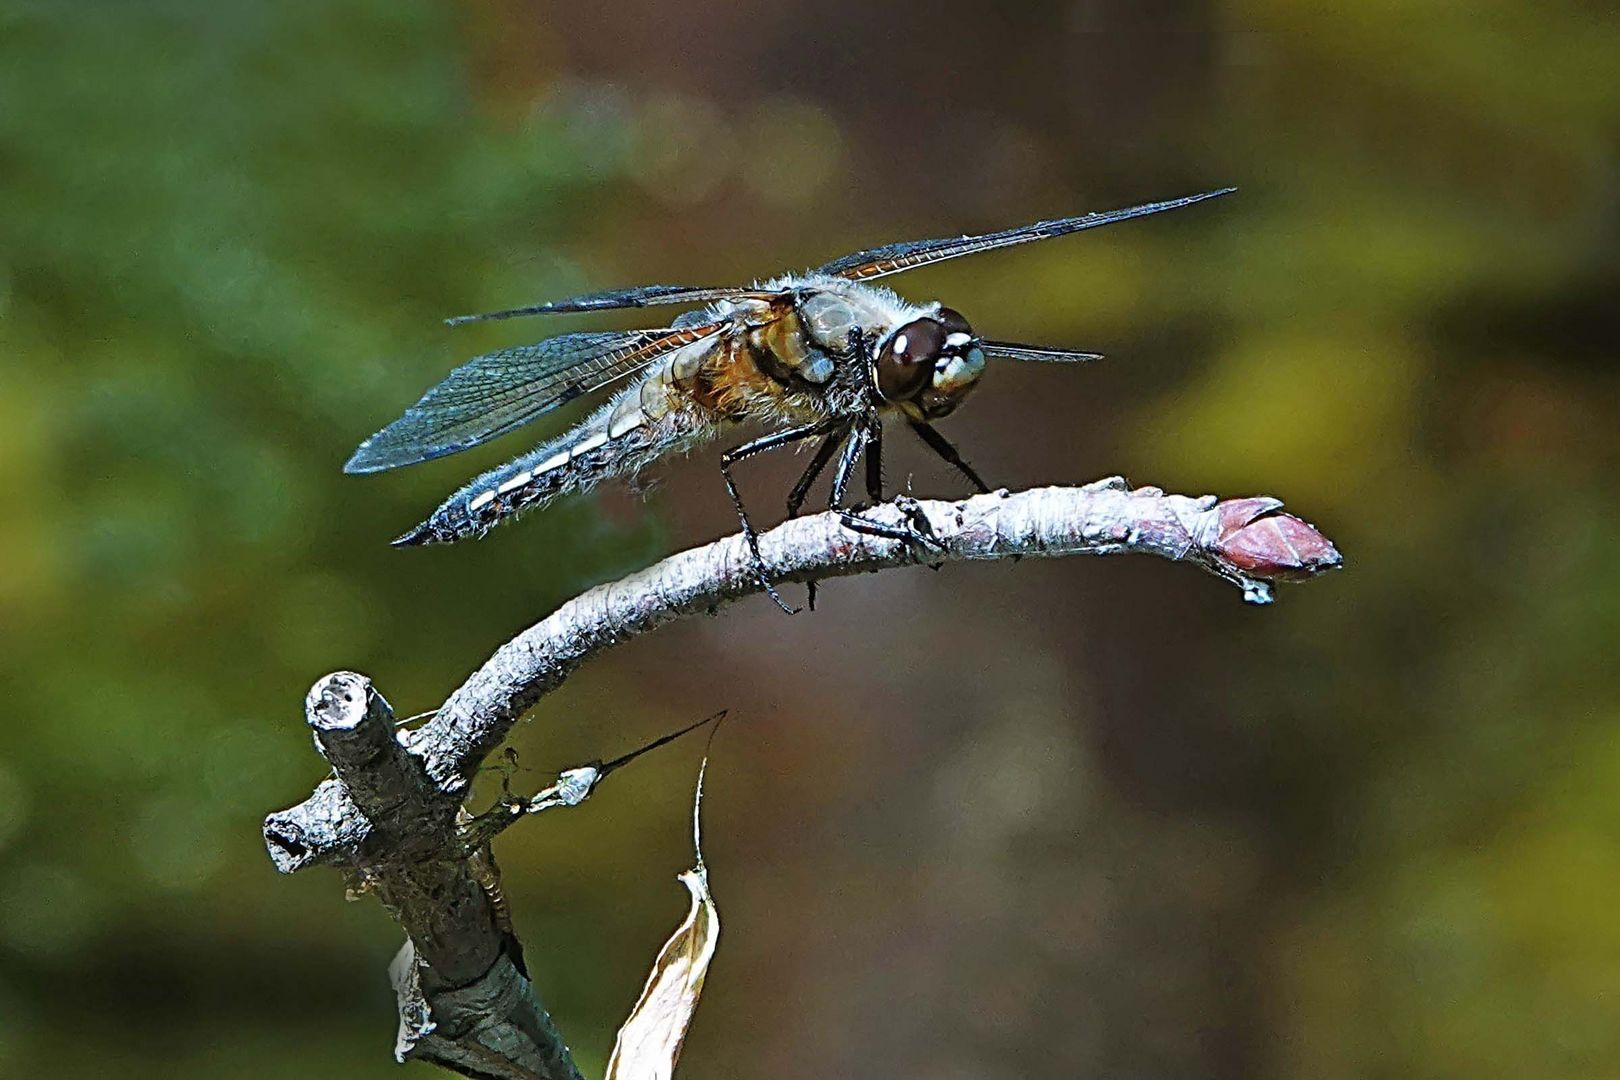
[347,187,1234,612]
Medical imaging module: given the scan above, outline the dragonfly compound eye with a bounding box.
[933,306,973,337]
[874,318,946,402]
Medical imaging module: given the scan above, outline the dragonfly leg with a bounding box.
[837,509,945,548]
[786,427,849,520]
[908,420,992,493]
[827,420,866,509]
[786,425,852,612]
[834,417,945,552]
[720,418,843,614]
[865,415,885,504]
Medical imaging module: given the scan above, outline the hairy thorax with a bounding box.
[677,275,923,430]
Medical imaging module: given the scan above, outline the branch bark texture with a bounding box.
[262,478,1340,1078]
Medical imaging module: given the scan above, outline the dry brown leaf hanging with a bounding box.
[605,757,719,1080]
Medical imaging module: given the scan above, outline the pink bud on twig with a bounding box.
[1212,497,1343,582]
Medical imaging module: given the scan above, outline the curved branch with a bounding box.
[422,477,1335,785]
[268,478,1339,873]
[261,477,1339,1078]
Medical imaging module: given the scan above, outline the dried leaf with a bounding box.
[605,757,719,1080]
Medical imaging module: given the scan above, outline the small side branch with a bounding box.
[292,673,583,1080]
[262,478,1339,1077]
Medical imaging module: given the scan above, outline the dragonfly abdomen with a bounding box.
[393,375,714,547]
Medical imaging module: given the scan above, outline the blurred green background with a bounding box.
[3,2,1618,1077]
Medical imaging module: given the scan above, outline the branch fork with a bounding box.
[263,478,1340,1078]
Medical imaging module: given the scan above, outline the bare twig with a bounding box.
[458,710,727,855]
[298,672,583,1080]
[261,479,1340,1078]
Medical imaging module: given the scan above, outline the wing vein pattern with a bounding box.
[817,188,1235,280]
[980,341,1105,363]
[445,285,781,325]
[344,323,719,473]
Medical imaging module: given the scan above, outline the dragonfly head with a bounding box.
[872,306,986,420]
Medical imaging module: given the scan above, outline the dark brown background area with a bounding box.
[3,2,1617,1077]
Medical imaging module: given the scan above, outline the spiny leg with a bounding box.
[786,426,849,521]
[909,420,992,494]
[859,420,941,544]
[786,424,852,612]
[720,418,843,614]
[834,417,945,550]
[827,420,865,509]
[864,416,885,504]
[786,425,871,612]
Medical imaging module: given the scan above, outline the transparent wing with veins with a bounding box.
[979,341,1104,363]
[437,190,1233,328]
[445,285,781,326]
[816,188,1235,281]
[344,323,722,474]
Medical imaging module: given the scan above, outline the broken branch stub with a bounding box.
[261,480,1342,1078]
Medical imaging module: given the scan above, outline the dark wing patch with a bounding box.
[980,341,1104,364]
[445,285,783,326]
[344,324,719,473]
[817,188,1235,281]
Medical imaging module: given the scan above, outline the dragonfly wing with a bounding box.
[344,324,721,473]
[445,285,784,326]
[980,341,1104,363]
[817,188,1235,281]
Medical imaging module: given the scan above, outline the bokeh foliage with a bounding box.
[0,2,664,1074]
